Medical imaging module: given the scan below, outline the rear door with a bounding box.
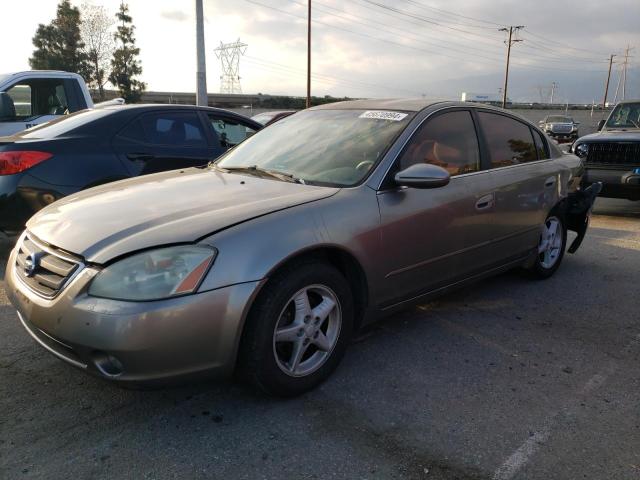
[113,110,217,176]
[476,110,560,259]
[376,109,499,306]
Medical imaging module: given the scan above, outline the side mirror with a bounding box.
[574,121,580,126]
[0,92,16,121]
[394,163,450,189]
[597,119,606,131]
[538,120,545,125]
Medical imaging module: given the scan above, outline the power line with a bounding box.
[401,0,506,28]
[241,0,610,75]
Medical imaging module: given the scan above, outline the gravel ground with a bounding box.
[1,198,639,480]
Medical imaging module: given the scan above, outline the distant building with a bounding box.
[461,92,508,105]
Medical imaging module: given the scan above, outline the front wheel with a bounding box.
[528,213,567,279]
[238,261,354,397]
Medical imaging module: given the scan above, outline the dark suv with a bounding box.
[0,105,262,240]
[572,100,640,200]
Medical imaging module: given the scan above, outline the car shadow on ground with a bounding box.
[593,197,640,218]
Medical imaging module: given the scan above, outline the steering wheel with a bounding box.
[355,160,374,172]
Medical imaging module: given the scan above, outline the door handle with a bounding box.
[127,153,155,161]
[544,176,556,188]
[475,193,494,211]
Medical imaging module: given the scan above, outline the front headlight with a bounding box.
[89,245,217,301]
[574,143,589,158]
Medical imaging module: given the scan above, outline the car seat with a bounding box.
[0,93,16,120]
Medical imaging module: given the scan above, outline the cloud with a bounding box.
[161,10,189,22]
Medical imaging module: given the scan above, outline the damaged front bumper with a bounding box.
[565,182,603,254]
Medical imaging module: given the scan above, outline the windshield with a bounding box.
[16,108,113,138]
[217,109,414,187]
[606,103,640,129]
[0,74,11,86]
[547,116,573,123]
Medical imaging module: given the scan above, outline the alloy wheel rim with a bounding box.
[272,284,342,377]
[538,216,563,269]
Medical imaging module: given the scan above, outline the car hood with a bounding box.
[27,168,339,264]
[577,130,640,143]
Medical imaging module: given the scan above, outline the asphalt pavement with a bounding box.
[1,198,639,480]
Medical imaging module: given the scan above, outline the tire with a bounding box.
[238,261,354,397]
[528,210,567,279]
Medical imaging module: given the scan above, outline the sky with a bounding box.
[1,0,638,102]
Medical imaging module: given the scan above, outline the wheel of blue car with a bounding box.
[529,212,567,279]
[239,260,354,397]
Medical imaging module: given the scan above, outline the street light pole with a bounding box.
[195,0,208,106]
[499,26,523,109]
[306,0,311,109]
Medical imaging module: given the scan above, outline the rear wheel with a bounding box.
[528,212,567,279]
[239,261,354,397]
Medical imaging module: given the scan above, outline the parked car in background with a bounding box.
[251,110,296,126]
[0,104,262,239]
[5,99,600,396]
[0,70,111,137]
[572,100,640,200]
[538,115,580,143]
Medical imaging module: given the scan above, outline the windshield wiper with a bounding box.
[212,164,305,184]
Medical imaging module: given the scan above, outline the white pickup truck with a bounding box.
[0,70,122,136]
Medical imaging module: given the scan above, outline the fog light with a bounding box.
[92,352,124,377]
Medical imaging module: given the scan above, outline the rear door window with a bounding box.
[477,112,538,168]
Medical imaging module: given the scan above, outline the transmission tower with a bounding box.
[214,39,247,94]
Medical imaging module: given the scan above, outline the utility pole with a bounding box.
[621,45,635,101]
[550,82,558,104]
[499,26,524,109]
[602,54,616,108]
[306,0,311,109]
[195,0,208,106]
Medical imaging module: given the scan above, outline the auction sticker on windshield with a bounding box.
[359,111,408,121]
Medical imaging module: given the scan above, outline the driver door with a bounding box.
[376,109,499,306]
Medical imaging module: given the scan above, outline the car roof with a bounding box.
[309,98,539,121]
[101,104,241,113]
[254,110,295,115]
[310,98,450,112]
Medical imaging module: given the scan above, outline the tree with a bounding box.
[109,2,145,103]
[29,0,90,77]
[80,3,115,101]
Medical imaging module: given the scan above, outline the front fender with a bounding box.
[196,187,381,293]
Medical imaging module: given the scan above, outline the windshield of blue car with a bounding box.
[216,109,414,187]
[547,116,572,123]
[606,103,640,129]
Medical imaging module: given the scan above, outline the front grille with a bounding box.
[14,233,83,298]
[586,142,640,167]
[551,124,572,134]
